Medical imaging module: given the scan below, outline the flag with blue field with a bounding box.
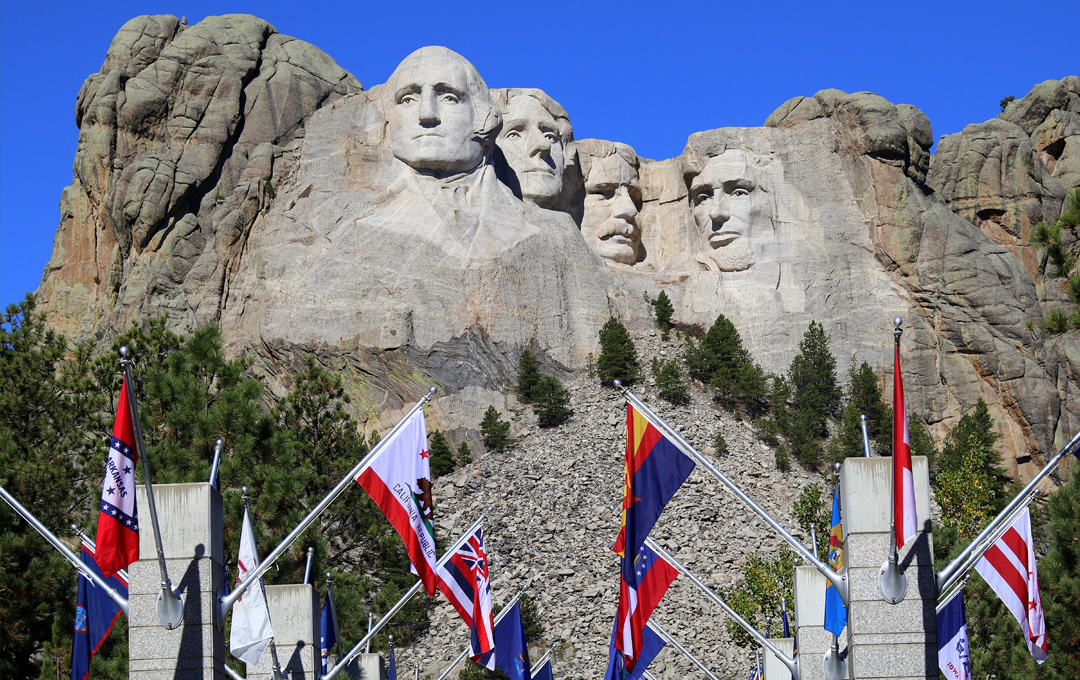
[71,543,127,680]
[823,486,847,636]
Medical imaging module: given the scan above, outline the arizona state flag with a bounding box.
[94,377,140,578]
[356,410,438,596]
[612,403,695,562]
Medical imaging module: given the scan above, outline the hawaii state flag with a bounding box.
[436,525,496,668]
[94,377,140,578]
[893,342,917,548]
[613,403,695,561]
[937,591,972,680]
[356,411,438,596]
[71,543,127,680]
[974,508,1047,663]
[823,487,847,636]
[614,543,678,668]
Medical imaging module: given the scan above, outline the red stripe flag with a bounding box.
[893,342,917,549]
[614,543,678,668]
[974,508,1047,663]
[94,377,140,578]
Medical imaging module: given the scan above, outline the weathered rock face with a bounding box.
[36,16,1080,482]
[1001,76,1080,192]
[38,14,360,338]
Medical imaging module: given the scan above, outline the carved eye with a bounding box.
[504,129,522,140]
[398,93,419,105]
[543,131,558,142]
[730,188,750,197]
[693,191,711,206]
[440,93,460,104]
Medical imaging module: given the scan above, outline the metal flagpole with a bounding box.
[323,515,485,680]
[647,619,721,680]
[645,538,800,680]
[303,547,315,584]
[0,483,129,616]
[432,585,532,680]
[222,662,245,680]
[860,415,872,457]
[617,382,848,606]
[221,387,438,623]
[937,426,1080,596]
[120,347,185,628]
[327,573,344,659]
[365,612,373,654]
[71,523,129,583]
[210,439,224,489]
[879,320,909,605]
[533,650,552,671]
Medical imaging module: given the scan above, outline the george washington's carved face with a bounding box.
[691,150,765,271]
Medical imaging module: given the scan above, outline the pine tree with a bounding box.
[480,406,514,452]
[651,290,674,336]
[532,375,573,427]
[655,358,689,405]
[428,430,455,477]
[683,314,766,413]
[829,361,892,465]
[516,348,542,403]
[1041,470,1080,676]
[457,440,473,465]
[597,317,640,387]
[938,399,1007,512]
[788,321,841,417]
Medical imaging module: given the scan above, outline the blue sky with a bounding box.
[2,1,1076,313]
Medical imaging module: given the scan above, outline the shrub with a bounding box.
[714,431,729,456]
[655,358,689,405]
[457,441,473,465]
[480,406,514,452]
[774,444,791,472]
[516,348,542,403]
[1042,308,1071,334]
[651,290,674,336]
[597,317,640,387]
[532,375,573,427]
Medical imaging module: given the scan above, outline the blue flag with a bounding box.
[532,658,554,680]
[937,591,972,680]
[604,618,665,680]
[71,544,127,680]
[781,605,797,656]
[823,487,847,636]
[478,601,531,680]
[388,644,397,680]
[320,588,339,675]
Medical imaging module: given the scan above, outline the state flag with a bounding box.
[893,342,917,548]
[937,591,972,680]
[532,658,555,680]
[356,410,438,596]
[478,601,531,680]
[604,620,665,680]
[823,486,847,636]
[613,403,695,563]
[614,543,678,669]
[321,586,340,675]
[71,543,127,680]
[388,642,397,680]
[436,525,496,668]
[974,507,1047,662]
[94,377,140,578]
[229,507,275,665]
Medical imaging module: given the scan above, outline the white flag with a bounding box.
[230,507,275,665]
[974,508,1047,663]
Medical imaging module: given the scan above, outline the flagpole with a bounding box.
[646,619,722,680]
[617,383,847,606]
[209,438,224,489]
[645,537,800,680]
[365,611,373,654]
[431,585,532,680]
[222,387,438,622]
[879,320,908,605]
[533,650,552,670]
[303,547,315,584]
[329,573,344,658]
[120,347,185,628]
[860,415,872,457]
[323,515,484,680]
[71,523,130,583]
[0,482,129,616]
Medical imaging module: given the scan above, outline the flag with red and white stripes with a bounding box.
[893,342,917,548]
[974,508,1047,663]
[436,525,496,668]
[94,377,140,578]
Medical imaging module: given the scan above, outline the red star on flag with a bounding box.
[420,448,429,459]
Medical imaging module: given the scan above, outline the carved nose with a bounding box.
[527,130,552,158]
[418,89,440,125]
[612,190,638,221]
[710,199,730,226]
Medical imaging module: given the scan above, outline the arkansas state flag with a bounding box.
[71,543,127,680]
[356,410,438,596]
[614,543,678,669]
[94,377,140,578]
[893,342,917,549]
[436,526,496,668]
[974,508,1047,663]
[613,404,695,561]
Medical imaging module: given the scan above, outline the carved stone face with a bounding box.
[497,95,565,207]
[388,51,485,175]
[582,154,641,265]
[691,150,763,271]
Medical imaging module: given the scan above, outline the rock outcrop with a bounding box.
[1001,76,1080,191]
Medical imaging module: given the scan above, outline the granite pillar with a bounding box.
[129,483,226,679]
[793,565,830,680]
[764,637,795,680]
[840,456,936,680]
[247,584,320,680]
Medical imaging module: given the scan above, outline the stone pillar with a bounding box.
[342,653,385,679]
[247,584,320,680]
[793,565,829,680]
[764,638,795,680]
[129,483,226,679]
[840,456,935,679]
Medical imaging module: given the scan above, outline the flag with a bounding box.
[614,543,678,668]
[823,486,847,636]
[229,507,275,665]
[356,411,438,596]
[71,543,127,680]
[321,587,339,675]
[747,665,759,680]
[388,643,397,680]
[937,591,972,680]
[613,403,695,563]
[94,377,140,578]
[974,507,1047,662]
[893,342,917,548]
[479,601,531,680]
[604,620,665,680]
[436,525,496,668]
[533,658,555,680]
[781,601,797,657]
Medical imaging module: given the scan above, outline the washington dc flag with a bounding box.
[94,377,140,578]
[356,410,438,596]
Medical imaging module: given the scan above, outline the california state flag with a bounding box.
[356,411,438,596]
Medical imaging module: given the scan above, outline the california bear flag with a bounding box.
[356,411,438,596]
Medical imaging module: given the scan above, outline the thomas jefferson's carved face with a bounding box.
[582,155,641,265]
[497,95,565,207]
[691,150,763,271]
[389,54,485,174]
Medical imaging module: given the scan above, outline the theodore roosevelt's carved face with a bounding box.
[496,95,565,207]
[691,150,765,271]
[387,48,498,175]
[582,150,641,265]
